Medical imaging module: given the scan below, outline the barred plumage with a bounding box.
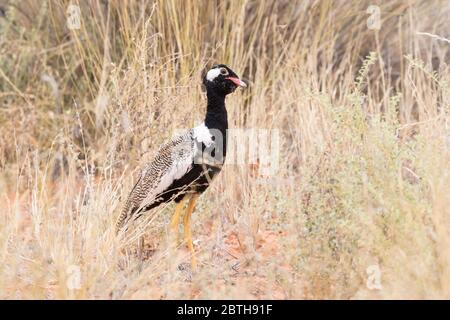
[116,129,196,231]
[116,64,246,268]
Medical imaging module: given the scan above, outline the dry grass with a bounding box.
[0,0,449,299]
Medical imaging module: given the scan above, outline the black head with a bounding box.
[203,64,247,96]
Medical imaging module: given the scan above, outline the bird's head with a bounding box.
[203,64,247,96]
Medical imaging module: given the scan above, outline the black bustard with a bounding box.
[116,64,246,268]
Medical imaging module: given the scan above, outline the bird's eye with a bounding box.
[219,68,228,75]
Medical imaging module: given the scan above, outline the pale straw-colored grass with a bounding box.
[0,0,449,299]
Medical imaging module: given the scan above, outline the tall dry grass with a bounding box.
[0,0,449,299]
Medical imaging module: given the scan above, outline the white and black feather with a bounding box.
[116,123,214,231]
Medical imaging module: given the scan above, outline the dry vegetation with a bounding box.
[0,0,449,299]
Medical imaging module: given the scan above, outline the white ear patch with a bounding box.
[206,68,221,81]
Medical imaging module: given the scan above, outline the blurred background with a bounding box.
[0,0,449,299]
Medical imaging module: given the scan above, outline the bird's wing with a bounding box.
[116,129,196,231]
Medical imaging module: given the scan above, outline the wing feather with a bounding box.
[116,130,195,231]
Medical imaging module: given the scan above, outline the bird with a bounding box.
[116,64,247,268]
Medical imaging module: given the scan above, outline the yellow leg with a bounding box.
[137,236,145,259]
[184,194,199,269]
[170,197,186,231]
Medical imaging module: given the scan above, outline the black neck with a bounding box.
[204,89,228,135]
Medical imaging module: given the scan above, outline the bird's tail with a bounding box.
[115,200,133,234]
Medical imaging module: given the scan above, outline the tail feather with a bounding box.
[115,200,135,233]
